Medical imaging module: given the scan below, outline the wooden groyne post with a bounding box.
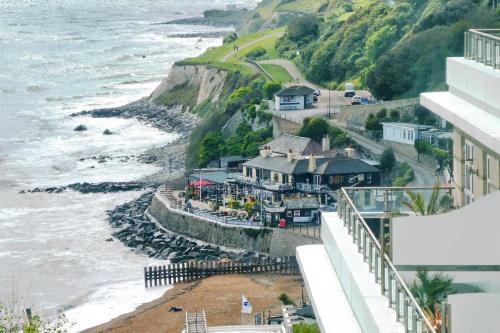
[144,256,299,288]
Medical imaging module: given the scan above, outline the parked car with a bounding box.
[344,82,355,97]
[351,95,362,105]
[313,89,321,96]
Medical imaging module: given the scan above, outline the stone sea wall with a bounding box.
[149,193,321,257]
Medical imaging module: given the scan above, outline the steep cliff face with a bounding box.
[148,64,228,112]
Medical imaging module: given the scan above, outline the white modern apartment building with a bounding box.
[420,29,500,206]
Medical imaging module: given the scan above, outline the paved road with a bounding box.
[259,59,313,86]
[259,58,372,106]
[331,122,437,187]
[221,32,284,63]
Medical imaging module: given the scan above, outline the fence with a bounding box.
[286,225,321,238]
[159,188,262,228]
[465,29,500,70]
[244,58,275,81]
[144,256,299,288]
[337,188,436,333]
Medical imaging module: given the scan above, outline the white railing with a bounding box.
[337,188,437,333]
[159,192,263,228]
[295,182,330,193]
[227,174,294,191]
[465,29,500,70]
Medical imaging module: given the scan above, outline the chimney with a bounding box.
[287,148,295,162]
[322,135,331,152]
[344,147,355,158]
[260,145,271,158]
[308,154,316,172]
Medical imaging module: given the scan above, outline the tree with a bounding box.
[410,268,454,329]
[432,147,449,169]
[287,14,319,42]
[414,139,432,162]
[389,109,400,121]
[263,81,282,99]
[299,117,330,143]
[376,108,388,120]
[380,148,396,175]
[199,132,224,167]
[365,114,382,131]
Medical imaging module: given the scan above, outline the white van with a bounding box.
[344,82,355,97]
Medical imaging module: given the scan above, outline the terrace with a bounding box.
[464,29,500,70]
[298,186,457,333]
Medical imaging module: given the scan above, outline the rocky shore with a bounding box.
[108,192,265,263]
[71,99,199,138]
[21,181,147,194]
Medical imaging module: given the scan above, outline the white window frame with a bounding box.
[293,210,300,217]
[366,173,372,184]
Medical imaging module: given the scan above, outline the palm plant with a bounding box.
[410,268,454,330]
[402,180,441,215]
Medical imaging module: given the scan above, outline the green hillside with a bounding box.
[275,0,499,99]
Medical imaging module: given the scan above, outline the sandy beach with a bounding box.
[84,274,304,333]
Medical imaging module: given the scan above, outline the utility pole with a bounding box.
[328,85,331,118]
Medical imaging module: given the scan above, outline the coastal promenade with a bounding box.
[148,189,322,257]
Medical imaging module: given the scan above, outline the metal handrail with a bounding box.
[465,29,500,70]
[339,187,436,333]
[469,29,500,41]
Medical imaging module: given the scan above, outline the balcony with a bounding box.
[295,182,331,194]
[297,186,456,333]
[465,29,500,70]
[226,174,294,192]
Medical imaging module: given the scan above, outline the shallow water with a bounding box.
[0,0,257,330]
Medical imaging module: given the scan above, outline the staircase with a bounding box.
[185,310,208,333]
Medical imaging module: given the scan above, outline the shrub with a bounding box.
[299,117,330,143]
[223,32,238,44]
[245,46,267,59]
[263,81,282,99]
[199,132,224,167]
[287,14,319,42]
[278,293,296,306]
[380,148,396,175]
[365,113,382,131]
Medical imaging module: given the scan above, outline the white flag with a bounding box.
[241,295,252,314]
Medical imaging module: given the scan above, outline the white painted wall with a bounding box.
[275,95,305,111]
[447,293,500,333]
[447,57,500,117]
[392,191,500,291]
[382,123,416,145]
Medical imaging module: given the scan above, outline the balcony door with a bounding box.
[313,175,321,189]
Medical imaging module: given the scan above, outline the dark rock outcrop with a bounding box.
[21,181,147,194]
[74,124,88,131]
[107,191,265,263]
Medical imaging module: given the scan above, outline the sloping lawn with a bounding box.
[261,63,293,83]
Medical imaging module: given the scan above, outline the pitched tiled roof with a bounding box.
[276,85,316,97]
[244,153,380,176]
[261,134,322,156]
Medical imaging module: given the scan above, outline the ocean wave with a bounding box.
[26,85,48,93]
[45,91,112,103]
[65,279,170,333]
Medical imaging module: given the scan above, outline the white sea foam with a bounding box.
[65,280,170,332]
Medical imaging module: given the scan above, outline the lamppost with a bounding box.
[328,84,331,118]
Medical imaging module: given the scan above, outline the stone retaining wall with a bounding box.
[149,194,321,257]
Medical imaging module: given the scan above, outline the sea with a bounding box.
[0,0,257,331]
